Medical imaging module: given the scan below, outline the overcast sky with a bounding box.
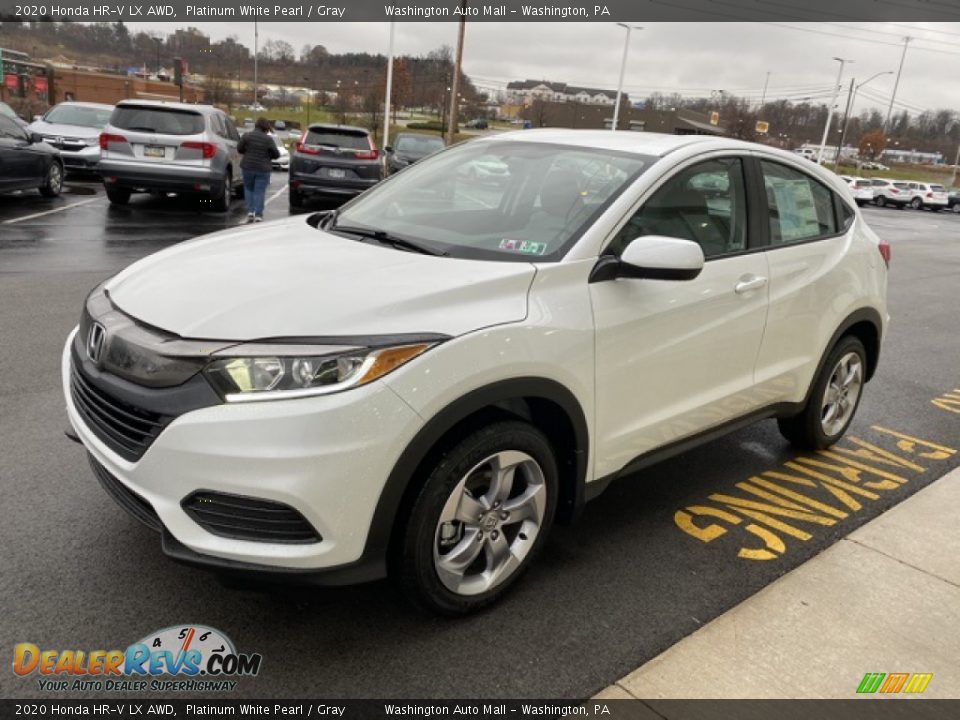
[123,21,960,115]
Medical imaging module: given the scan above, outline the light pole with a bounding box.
[252,21,258,109]
[447,2,467,141]
[303,75,311,125]
[382,21,395,154]
[835,71,893,169]
[817,57,851,164]
[611,23,642,131]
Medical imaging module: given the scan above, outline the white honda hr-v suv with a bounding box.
[63,130,889,614]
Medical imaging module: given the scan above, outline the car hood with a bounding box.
[28,120,101,138]
[105,215,536,341]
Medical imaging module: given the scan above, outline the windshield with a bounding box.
[111,106,204,135]
[395,135,445,155]
[0,102,17,120]
[334,140,653,262]
[44,105,112,128]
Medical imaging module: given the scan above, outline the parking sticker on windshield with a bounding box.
[499,239,548,255]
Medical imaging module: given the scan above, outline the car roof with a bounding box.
[395,132,444,140]
[115,99,218,114]
[480,129,760,158]
[307,123,369,134]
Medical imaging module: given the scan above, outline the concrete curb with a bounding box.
[594,465,960,699]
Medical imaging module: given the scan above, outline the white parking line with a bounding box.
[265,183,289,206]
[1,197,102,225]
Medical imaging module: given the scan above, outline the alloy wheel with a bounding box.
[433,450,547,596]
[820,351,863,436]
[49,164,62,193]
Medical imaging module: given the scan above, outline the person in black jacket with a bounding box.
[237,117,280,223]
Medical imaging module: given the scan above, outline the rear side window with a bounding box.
[304,128,369,150]
[931,184,946,192]
[855,179,871,188]
[761,161,837,245]
[893,182,910,190]
[111,106,204,135]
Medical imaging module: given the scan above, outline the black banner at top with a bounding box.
[2,0,960,22]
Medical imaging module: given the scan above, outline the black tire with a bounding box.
[910,197,923,210]
[875,196,886,207]
[38,161,63,198]
[289,186,304,209]
[952,204,960,214]
[233,178,244,199]
[394,420,559,615]
[778,336,867,451]
[105,186,131,205]
[211,170,232,212]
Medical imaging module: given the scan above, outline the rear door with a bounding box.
[752,158,859,400]
[104,105,209,169]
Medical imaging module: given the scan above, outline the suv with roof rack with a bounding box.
[98,100,243,211]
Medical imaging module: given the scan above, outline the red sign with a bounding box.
[4,74,17,92]
[34,76,48,94]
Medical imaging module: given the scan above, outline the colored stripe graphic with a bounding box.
[857,673,886,694]
[880,673,909,693]
[903,673,933,694]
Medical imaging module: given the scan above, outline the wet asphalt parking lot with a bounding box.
[1,176,958,699]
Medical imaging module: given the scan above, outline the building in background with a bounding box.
[505,79,625,107]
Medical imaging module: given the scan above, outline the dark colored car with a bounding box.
[948,190,960,213]
[385,133,446,175]
[0,114,64,197]
[289,124,382,208]
[465,118,489,129]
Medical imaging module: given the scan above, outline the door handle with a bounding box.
[735,275,768,294]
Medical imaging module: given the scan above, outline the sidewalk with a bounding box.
[594,466,960,700]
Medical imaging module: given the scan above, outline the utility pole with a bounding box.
[834,78,855,169]
[817,57,850,165]
[836,71,893,171]
[951,142,960,187]
[447,2,466,141]
[382,21,395,153]
[884,36,910,133]
[612,23,642,131]
[759,71,770,110]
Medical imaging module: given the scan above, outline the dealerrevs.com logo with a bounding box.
[13,625,263,692]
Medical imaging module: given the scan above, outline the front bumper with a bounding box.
[58,146,101,171]
[62,329,424,578]
[99,160,225,194]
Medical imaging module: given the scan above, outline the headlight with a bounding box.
[86,137,99,147]
[204,343,433,402]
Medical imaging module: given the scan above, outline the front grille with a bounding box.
[182,491,322,544]
[88,454,162,532]
[70,362,170,462]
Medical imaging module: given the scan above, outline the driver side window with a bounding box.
[608,157,747,259]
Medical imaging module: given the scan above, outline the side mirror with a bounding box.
[591,235,705,283]
[384,145,393,154]
[30,132,44,144]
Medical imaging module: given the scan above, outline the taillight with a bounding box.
[354,137,379,160]
[878,240,891,268]
[181,141,216,159]
[926,192,933,198]
[295,141,322,155]
[99,132,126,150]
[890,188,899,194]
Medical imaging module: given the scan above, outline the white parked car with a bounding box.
[840,175,874,206]
[63,131,889,614]
[27,101,113,172]
[271,133,289,170]
[904,181,948,211]
[870,178,910,208]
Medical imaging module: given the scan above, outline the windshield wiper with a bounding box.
[331,224,447,256]
[125,126,157,132]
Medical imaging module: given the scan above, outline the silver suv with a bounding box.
[98,100,242,211]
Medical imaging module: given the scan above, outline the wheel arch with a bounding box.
[370,377,589,567]
[809,307,883,401]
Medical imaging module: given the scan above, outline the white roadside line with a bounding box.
[1,197,103,225]
[264,183,289,206]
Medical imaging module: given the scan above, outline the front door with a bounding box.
[590,156,770,479]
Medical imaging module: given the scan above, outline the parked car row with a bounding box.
[840,175,951,211]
